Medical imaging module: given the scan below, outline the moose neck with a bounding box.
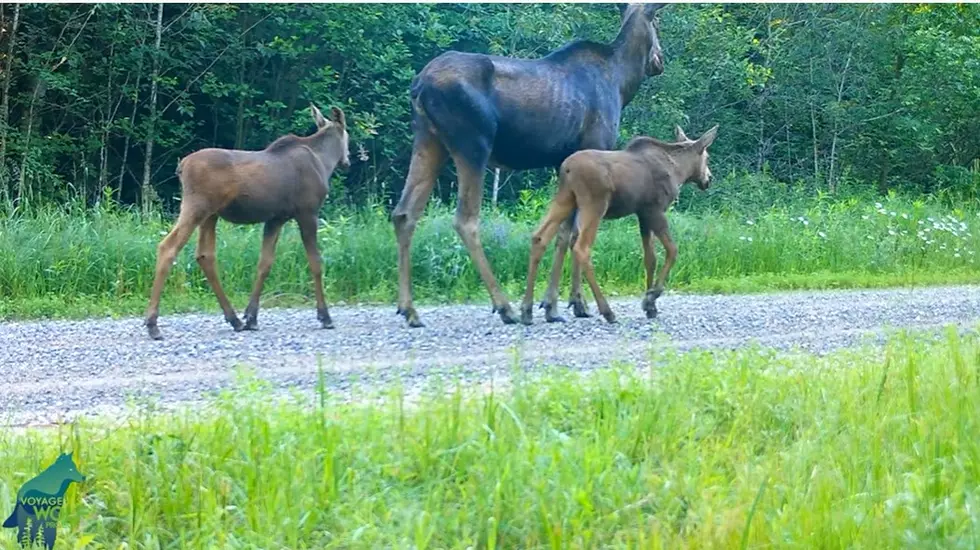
[306,132,337,174]
[610,14,652,107]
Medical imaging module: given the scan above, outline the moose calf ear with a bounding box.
[310,103,328,129]
[694,125,719,153]
[330,106,346,128]
[674,125,689,142]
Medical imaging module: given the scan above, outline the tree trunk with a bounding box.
[827,50,852,194]
[99,41,116,198]
[491,167,500,209]
[117,71,142,202]
[809,58,819,186]
[0,2,20,205]
[16,80,41,208]
[141,2,163,215]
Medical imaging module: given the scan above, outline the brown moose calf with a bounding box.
[521,125,719,325]
[143,104,351,340]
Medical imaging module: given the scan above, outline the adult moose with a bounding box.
[391,3,668,328]
[143,104,350,340]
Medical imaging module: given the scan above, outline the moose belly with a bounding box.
[218,196,287,225]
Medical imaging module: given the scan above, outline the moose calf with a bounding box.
[522,125,719,325]
[143,104,350,340]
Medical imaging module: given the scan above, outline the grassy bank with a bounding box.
[3,328,979,547]
[2,183,980,320]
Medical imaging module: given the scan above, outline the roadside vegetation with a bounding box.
[2,327,978,548]
[2,173,980,321]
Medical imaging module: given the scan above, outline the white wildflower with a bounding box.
[746,220,754,225]
[818,231,827,239]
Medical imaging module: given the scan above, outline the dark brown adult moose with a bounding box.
[391,3,667,328]
[143,104,351,340]
[520,125,719,325]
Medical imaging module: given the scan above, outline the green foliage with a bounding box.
[0,3,977,213]
[3,184,980,321]
[4,329,980,547]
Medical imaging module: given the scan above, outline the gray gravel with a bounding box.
[4,284,980,427]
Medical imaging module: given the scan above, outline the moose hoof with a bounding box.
[398,307,425,329]
[539,300,565,323]
[569,299,592,319]
[243,315,259,331]
[317,307,334,329]
[146,324,163,341]
[321,319,335,330]
[495,304,520,326]
[520,304,534,326]
[642,288,664,319]
[602,310,617,324]
[229,316,245,332]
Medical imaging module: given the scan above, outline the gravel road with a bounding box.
[4,284,980,427]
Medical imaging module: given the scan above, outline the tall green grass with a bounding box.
[2,176,980,320]
[3,327,980,547]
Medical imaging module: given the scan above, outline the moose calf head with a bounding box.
[310,103,351,172]
[673,125,719,190]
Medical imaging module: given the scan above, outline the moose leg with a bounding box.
[539,214,575,323]
[648,211,677,316]
[196,214,244,332]
[297,214,333,329]
[567,217,592,318]
[144,208,206,340]
[573,203,615,323]
[242,219,285,330]
[392,135,448,328]
[522,187,576,325]
[638,214,660,318]
[451,153,520,325]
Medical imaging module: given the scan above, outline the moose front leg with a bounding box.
[638,215,660,319]
[298,214,334,329]
[645,211,676,318]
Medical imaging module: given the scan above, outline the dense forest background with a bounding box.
[0,3,977,216]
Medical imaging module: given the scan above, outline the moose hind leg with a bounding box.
[540,214,575,323]
[297,214,333,329]
[242,219,285,330]
[567,215,592,319]
[451,152,519,325]
[522,187,576,325]
[392,134,448,328]
[144,208,206,340]
[573,203,615,323]
[196,214,244,332]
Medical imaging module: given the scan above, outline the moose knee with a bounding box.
[195,252,215,267]
[392,211,417,237]
[452,215,480,243]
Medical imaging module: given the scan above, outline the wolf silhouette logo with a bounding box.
[3,452,86,549]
